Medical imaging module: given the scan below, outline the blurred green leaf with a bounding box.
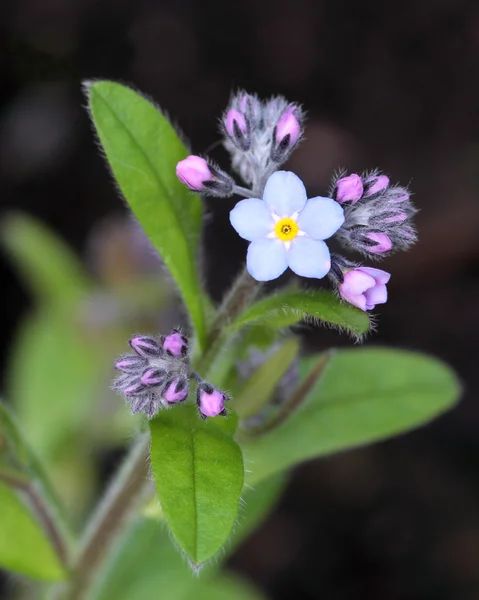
[233,338,299,419]
[230,290,370,338]
[0,212,90,307]
[230,473,287,549]
[85,81,206,347]
[0,481,66,581]
[0,401,70,527]
[89,514,266,600]
[242,348,461,485]
[149,404,244,566]
[7,309,103,460]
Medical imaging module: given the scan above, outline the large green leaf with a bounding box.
[1,212,90,307]
[230,290,370,338]
[149,405,244,566]
[242,348,461,485]
[85,81,206,346]
[0,481,66,581]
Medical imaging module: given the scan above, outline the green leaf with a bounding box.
[85,81,206,346]
[233,338,300,419]
[149,404,244,566]
[89,515,266,600]
[0,212,90,307]
[230,290,370,338]
[7,309,103,460]
[0,401,70,528]
[0,481,66,581]
[230,473,287,549]
[242,348,461,485]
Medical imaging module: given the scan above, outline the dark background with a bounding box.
[2,0,479,598]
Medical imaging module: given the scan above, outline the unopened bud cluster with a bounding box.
[113,330,229,420]
[176,90,304,196]
[332,170,417,259]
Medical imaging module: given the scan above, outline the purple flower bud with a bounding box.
[382,212,407,224]
[364,174,390,197]
[130,394,150,414]
[129,335,162,358]
[143,396,162,419]
[176,156,212,191]
[225,109,248,137]
[112,373,132,392]
[365,232,393,253]
[197,383,228,419]
[115,354,147,373]
[237,93,262,127]
[162,330,188,357]
[271,106,302,163]
[339,267,390,311]
[124,378,147,396]
[141,367,167,386]
[274,107,301,146]
[163,377,189,404]
[224,109,250,151]
[335,174,364,204]
[391,193,409,203]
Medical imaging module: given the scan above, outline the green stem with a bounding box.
[66,435,151,600]
[198,267,261,375]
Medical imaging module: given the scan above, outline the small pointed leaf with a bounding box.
[231,290,370,337]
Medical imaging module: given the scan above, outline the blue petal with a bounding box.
[247,238,288,281]
[298,197,345,240]
[263,171,307,216]
[230,198,274,241]
[287,238,331,279]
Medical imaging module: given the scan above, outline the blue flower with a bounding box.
[230,171,345,281]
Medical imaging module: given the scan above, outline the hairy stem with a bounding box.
[199,267,260,373]
[67,435,151,600]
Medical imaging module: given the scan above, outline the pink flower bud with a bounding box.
[129,335,162,358]
[197,384,228,418]
[115,354,146,373]
[391,192,409,203]
[124,378,147,396]
[366,232,393,253]
[382,212,407,224]
[163,378,188,404]
[225,109,248,138]
[238,93,261,125]
[364,174,389,197]
[275,107,301,146]
[141,367,167,386]
[176,156,212,191]
[335,174,364,204]
[162,330,188,357]
[339,267,390,311]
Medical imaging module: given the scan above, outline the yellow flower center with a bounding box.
[275,217,299,241]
